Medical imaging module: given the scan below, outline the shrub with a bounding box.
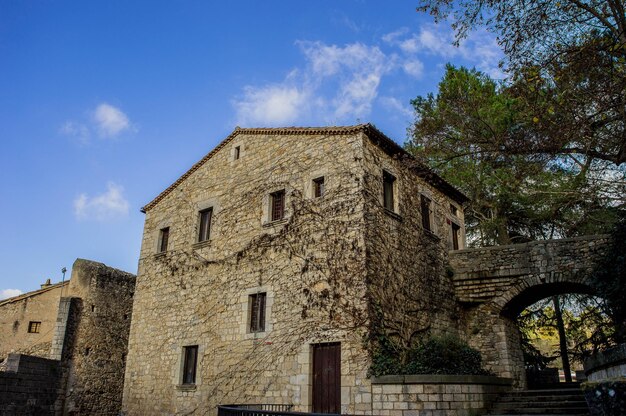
[370,335,492,377]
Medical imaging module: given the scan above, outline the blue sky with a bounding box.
[0,1,502,298]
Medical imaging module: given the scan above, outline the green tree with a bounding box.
[587,212,626,342]
[416,0,626,166]
[406,65,620,245]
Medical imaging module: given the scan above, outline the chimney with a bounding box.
[41,278,51,289]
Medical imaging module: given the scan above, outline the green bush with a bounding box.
[370,335,493,377]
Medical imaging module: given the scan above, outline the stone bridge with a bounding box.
[449,235,610,388]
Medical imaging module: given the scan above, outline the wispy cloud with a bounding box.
[379,96,414,120]
[232,24,503,126]
[60,121,90,144]
[0,288,23,300]
[383,24,504,78]
[74,182,130,221]
[61,102,134,143]
[234,41,393,125]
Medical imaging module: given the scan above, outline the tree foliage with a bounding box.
[587,212,626,342]
[417,0,626,166]
[518,294,616,369]
[406,65,623,245]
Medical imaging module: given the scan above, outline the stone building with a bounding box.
[122,125,469,415]
[0,258,135,415]
[0,279,69,361]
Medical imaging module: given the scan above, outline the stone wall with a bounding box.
[58,259,136,416]
[370,375,512,416]
[584,343,626,381]
[123,126,466,415]
[0,281,69,361]
[362,138,465,352]
[450,235,610,387]
[0,353,61,416]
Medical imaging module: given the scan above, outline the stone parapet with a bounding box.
[370,375,512,416]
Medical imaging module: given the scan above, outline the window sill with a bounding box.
[423,229,440,241]
[154,252,167,258]
[176,384,197,391]
[192,240,211,249]
[262,218,288,228]
[384,209,402,222]
[245,330,269,340]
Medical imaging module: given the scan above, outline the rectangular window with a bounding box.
[249,292,267,332]
[158,227,170,253]
[451,223,461,250]
[313,177,325,198]
[182,345,198,385]
[383,171,396,211]
[234,146,241,160]
[450,204,458,216]
[28,321,41,333]
[270,190,285,222]
[421,195,432,231]
[198,208,213,242]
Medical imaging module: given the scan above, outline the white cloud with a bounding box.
[74,182,130,221]
[235,84,311,125]
[403,59,425,78]
[383,24,504,78]
[61,102,134,143]
[234,41,393,125]
[93,103,131,137]
[0,289,23,300]
[233,25,503,126]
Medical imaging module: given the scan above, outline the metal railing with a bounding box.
[217,404,350,416]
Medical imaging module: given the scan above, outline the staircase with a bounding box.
[489,385,590,416]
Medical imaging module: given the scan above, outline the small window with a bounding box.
[421,195,432,231]
[249,292,267,333]
[158,227,170,253]
[450,204,458,216]
[451,222,461,250]
[270,190,285,222]
[182,345,198,385]
[313,177,325,198]
[84,347,91,356]
[198,208,213,242]
[383,170,396,211]
[28,321,41,333]
[234,146,241,160]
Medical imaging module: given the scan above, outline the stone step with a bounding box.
[503,388,585,396]
[490,414,589,416]
[488,387,589,416]
[493,400,588,409]
[498,394,585,402]
[488,409,589,415]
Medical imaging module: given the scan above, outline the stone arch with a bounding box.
[497,280,596,319]
[450,235,610,389]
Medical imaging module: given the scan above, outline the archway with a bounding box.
[450,235,612,388]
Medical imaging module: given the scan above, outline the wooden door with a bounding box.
[312,342,341,414]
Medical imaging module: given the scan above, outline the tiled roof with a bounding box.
[0,281,69,307]
[141,124,467,212]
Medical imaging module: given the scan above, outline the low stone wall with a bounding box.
[584,343,626,381]
[371,375,512,416]
[0,353,61,416]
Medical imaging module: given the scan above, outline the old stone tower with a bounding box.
[122,125,468,415]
